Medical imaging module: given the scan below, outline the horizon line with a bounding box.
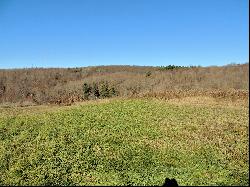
[0,62,249,70]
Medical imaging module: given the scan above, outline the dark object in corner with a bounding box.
[163,178,179,187]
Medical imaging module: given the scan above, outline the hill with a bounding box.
[0,63,249,106]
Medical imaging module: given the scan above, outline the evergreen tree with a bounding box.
[100,82,109,98]
[83,83,91,100]
[93,83,100,98]
[109,86,118,97]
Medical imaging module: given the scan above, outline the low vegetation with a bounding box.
[0,98,248,185]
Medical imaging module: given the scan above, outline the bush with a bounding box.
[100,82,110,98]
[146,71,152,77]
[83,83,91,100]
[92,83,100,98]
[109,86,118,97]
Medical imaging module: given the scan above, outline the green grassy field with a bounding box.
[0,98,248,186]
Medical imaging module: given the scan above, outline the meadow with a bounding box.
[0,97,248,186]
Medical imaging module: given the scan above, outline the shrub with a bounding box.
[92,83,100,98]
[83,83,91,100]
[146,71,152,77]
[100,82,110,98]
[109,86,118,97]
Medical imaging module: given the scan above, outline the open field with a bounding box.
[0,97,248,185]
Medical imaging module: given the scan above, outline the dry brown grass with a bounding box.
[140,89,249,102]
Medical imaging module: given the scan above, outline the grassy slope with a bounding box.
[0,98,248,186]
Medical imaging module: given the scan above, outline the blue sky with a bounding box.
[0,0,249,68]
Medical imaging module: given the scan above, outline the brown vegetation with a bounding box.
[0,63,248,106]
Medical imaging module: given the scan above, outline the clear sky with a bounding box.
[0,0,249,68]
